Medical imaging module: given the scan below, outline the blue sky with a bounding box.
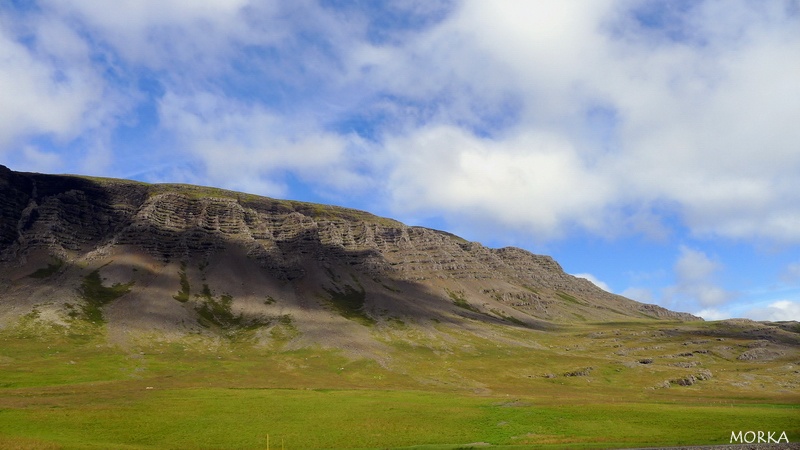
[2,0,799,321]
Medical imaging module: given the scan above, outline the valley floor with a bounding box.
[1,319,798,449]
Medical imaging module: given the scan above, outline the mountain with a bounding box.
[0,165,699,352]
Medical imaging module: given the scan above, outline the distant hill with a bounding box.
[0,165,699,352]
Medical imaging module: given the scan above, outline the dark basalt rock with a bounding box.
[0,165,702,323]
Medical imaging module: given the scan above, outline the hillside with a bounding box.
[2,165,800,449]
[0,165,699,347]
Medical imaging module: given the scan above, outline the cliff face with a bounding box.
[0,165,699,348]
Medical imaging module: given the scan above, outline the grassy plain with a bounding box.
[0,318,798,449]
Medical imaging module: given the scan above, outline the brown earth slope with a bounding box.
[0,165,699,352]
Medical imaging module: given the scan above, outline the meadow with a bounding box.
[1,318,798,449]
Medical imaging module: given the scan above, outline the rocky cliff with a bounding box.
[0,165,699,350]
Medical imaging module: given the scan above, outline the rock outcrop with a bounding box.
[0,165,700,344]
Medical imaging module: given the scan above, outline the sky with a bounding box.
[2,0,799,321]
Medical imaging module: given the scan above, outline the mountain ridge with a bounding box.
[0,164,699,352]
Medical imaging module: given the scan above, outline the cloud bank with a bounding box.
[3,1,799,242]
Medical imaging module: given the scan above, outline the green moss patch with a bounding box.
[491,309,528,327]
[556,291,582,305]
[196,291,242,329]
[324,282,375,326]
[173,262,191,303]
[447,289,480,313]
[270,314,300,343]
[78,269,134,323]
[193,288,270,336]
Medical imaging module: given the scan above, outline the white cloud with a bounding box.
[158,91,371,197]
[607,23,800,241]
[42,0,257,69]
[621,287,655,304]
[384,125,615,239]
[0,10,136,173]
[573,273,611,292]
[3,1,800,246]
[674,246,719,285]
[694,307,730,321]
[369,0,800,243]
[746,300,800,322]
[666,246,735,308]
[450,0,613,117]
[0,20,99,150]
[601,2,800,242]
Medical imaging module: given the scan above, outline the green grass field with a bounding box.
[1,319,798,449]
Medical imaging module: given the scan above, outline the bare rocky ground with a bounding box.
[0,164,696,333]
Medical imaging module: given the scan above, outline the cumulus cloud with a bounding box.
[1,1,374,182]
[694,308,730,321]
[0,6,142,174]
[158,91,371,197]
[2,0,800,246]
[367,0,800,243]
[384,126,614,239]
[666,246,735,308]
[0,15,102,151]
[41,0,255,69]
[746,300,800,322]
